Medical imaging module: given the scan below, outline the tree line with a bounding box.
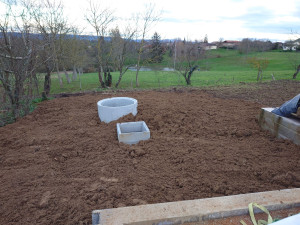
[0,0,164,124]
[1,0,299,125]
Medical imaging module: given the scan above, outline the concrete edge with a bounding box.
[92,188,300,225]
[126,203,300,225]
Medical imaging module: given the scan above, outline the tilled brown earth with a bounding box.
[0,83,300,224]
[203,80,300,106]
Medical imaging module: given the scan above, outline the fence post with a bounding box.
[271,73,276,81]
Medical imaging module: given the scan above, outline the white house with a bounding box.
[283,45,297,51]
[204,44,217,50]
[283,41,300,51]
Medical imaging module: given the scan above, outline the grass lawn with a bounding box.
[47,49,300,94]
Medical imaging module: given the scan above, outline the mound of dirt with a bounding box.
[0,86,299,224]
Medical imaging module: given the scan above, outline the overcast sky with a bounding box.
[2,0,300,42]
[63,0,300,42]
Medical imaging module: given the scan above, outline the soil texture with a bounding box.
[0,80,300,224]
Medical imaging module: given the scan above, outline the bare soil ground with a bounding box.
[0,80,299,225]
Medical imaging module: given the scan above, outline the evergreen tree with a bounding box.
[204,34,208,43]
[150,32,164,63]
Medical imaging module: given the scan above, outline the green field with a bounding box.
[48,49,300,94]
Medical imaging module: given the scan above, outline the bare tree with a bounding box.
[292,64,300,79]
[24,0,70,97]
[217,37,224,48]
[69,30,87,88]
[85,0,115,88]
[284,38,300,79]
[285,51,299,79]
[175,40,202,85]
[239,38,272,54]
[0,2,39,122]
[110,21,137,88]
[135,3,160,87]
[59,27,87,87]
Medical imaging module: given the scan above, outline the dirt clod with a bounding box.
[132,199,148,205]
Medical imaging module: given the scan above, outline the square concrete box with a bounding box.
[117,121,150,144]
[258,107,300,145]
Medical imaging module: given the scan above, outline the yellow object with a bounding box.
[240,203,273,225]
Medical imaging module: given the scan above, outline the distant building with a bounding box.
[203,43,218,50]
[198,43,218,50]
[282,45,297,51]
[221,40,241,49]
[282,40,300,51]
